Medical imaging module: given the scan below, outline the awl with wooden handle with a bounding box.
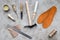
[25,1,32,25]
[20,3,23,20]
[12,5,18,18]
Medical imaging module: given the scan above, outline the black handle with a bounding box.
[20,11,23,19]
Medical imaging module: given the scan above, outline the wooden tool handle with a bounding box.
[26,1,32,25]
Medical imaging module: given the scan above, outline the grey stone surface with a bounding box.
[0,0,60,40]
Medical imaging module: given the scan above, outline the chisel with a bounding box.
[13,28,32,39]
[7,24,32,39]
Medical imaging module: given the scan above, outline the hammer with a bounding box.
[24,1,37,28]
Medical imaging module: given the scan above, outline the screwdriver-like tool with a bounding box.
[12,5,18,18]
[20,3,23,20]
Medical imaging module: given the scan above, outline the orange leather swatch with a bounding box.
[37,6,57,28]
[43,6,57,28]
[37,9,50,24]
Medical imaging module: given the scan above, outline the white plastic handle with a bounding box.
[32,1,39,20]
[34,1,38,12]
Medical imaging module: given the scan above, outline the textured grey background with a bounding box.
[0,0,60,40]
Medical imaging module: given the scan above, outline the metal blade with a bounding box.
[13,29,32,39]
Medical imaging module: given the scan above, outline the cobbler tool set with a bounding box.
[3,0,58,39]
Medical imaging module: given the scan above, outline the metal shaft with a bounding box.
[13,29,32,39]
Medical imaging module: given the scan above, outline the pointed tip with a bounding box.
[8,28,18,38]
